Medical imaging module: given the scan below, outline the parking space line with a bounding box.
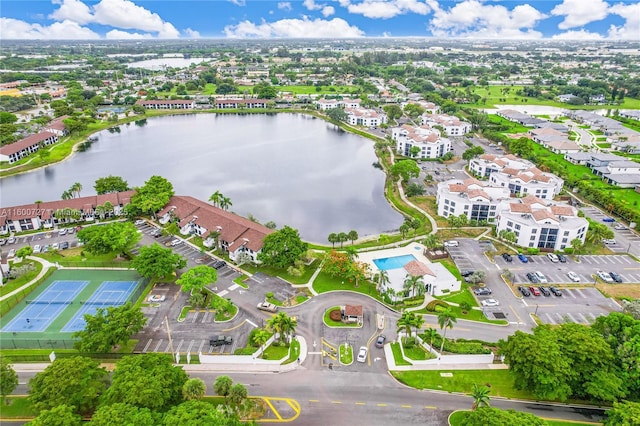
[153,339,163,352]
[198,340,205,354]
[565,312,578,323]
[545,313,556,324]
[566,289,576,298]
[143,338,153,352]
[175,339,184,352]
[217,290,229,297]
[576,313,588,324]
[574,288,585,298]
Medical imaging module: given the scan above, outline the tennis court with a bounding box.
[62,280,138,332]
[1,280,89,332]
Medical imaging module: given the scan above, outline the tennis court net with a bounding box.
[26,300,71,305]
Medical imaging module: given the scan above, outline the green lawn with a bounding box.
[0,397,38,418]
[449,410,601,426]
[390,342,412,366]
[339,344,353,364]
[275,85,357,95]
[391,369,535,399]
[0,260,43,296]
[323,306,358,327]
[403,343,436,361]
[435,286,478,308]
[312,271,382,301]
[262,343,290,360]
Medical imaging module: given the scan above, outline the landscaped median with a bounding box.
[448,409,600,426]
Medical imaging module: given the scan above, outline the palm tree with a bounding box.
[182,378,206,401]
[437,309,457,356]
[267,312,297,345]
[397,311,419,342]
[399,223,410,239]
[470,384,491,410]
[378,269,390,292]
[252,329,271,358]
[61,190,73,200]
[214,375,233,403]
[209,190,222,207]
[327,233,338,248]
[347,230,358,245]
[345,246,358,261]
[403,274,425,298]
[219,196,232,211]
[337,232,348,248]
[71,182,82,198]
[423,234,440,250]
[424,327,438,349]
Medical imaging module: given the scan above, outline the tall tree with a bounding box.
[423,327,438,349]
[470,384,491,410]
[437,309,458,355]
[28,357,109,415]
[397,311,420,342]
[73,303,147,353]
[104,353,188,411]
[327,232,338,248]
[130,175,175,217]
[326,107,348,122]
[228,383,248,412]
[162,400,244,426]
[391,160,420,182]
[182,378,206,401]
[403,274,425,298]
[347,230,358,245]
[258,225,307,269]
[377,269,390,291]
[219,196,232,211]
[337,232,348,248]
[423,234,440,250]
[94,175,130,194]
[70,182,83,198]
[28,404,82,426]
[604,401,640,426]
[214,375,233,403]
[131,243,186,280]
[0,358,18,405]
[208,190,222,207]
[90,403,157,426]
[267,311,298,345]
[77,222,141,257]
[176,265,218,294]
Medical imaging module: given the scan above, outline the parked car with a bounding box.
[538,286,551,297]
[212,260,227,269]
[33,244,41,253]
[375,335,386,349]
[557,254,567,263]
[58,228,67,236]
[533,271,548,284]
[614,224,626,230]
[60,241,69,250]
[257,301,278,313]
[602,217,615,223]
[148,294,166,302]
[518,253,528,263]
[42,245,50,252]
[567,271,581,282]
[547,253,559,263]
[473,287,492,296]
[526,272,540,284]
[481,299,500,307]
[151,229,162,238]
[603,239,616,245]
[170,239,181,247]
[460,270,475,277]
[609,272,623,283]
[7,237,16,244]
[357,346,368,363]
[67,227,75,234]
[501,253,513,262]
[549,286,562,297]
[51,242,59,251]
[8,249,16,258]
[518,286,531,297]
[0,239,6,246]
[597,270,614,283]
[134,219,146,225]
[529,286,541,296]
[210,336,233,347]
[444,240,459,248]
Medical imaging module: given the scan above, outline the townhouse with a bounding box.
[391,124,451,159]
[0,191,135,234]
[496,196,588,251]
[564,152,640,188]
[421,113,471,137]
[314,97,361,111]
[496,109,545,127]
[213,99,271,109]
[136,99,196,109]
[158,196,272,263]
[0,131,59,164]
[470,154,564,199]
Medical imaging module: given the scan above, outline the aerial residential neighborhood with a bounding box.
[1,1,640,425]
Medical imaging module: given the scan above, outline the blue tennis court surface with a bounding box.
[1,280,89,332]
[62,281,138,332]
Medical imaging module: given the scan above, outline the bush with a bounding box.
[429,335,491,354]
[563,247,574,254]
[329,309,342,322]
[265,292,274,298]
[426,300,450,312]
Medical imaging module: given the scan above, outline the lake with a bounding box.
[0,113,403,243]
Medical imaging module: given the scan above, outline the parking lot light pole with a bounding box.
[534,305,539,316]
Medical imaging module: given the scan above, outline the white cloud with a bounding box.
[426,0,545,38]
[224,17,365,38]
[345,0,430,19]
[49,0,93,25]
[105,29,153,39]
[277,2,292,11]
[184,28,201,38]
[608,2,640,40]
[303,0,323,11]
[322,6,335,17]
[0,17,100,39]
[551,29,604,40]
[92,0,180,38]
[229,0,246,5]
[550,0,610,30]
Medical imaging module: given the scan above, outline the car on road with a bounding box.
[526,272,540,284]
[567,271,580,282]
[33,244,41,253]
[549,286,562,297]
[481,299,499,307]
[547,253,559,263]
[538,286,551,297]
[60,241,69,250]
[170,239,181,247]
[7,237,16,244]
[518,286,531,297]
[357,346,368,363]
[501,253,513,262]
[602,239,616,245]
[444,240,459,248]
[529,286,541,296]
[212,260,227,269]
[210,336,233,347]
[134,219,146,225]
[609,272,623,283]
[257,301,278,313]
[473,287,492,296]
[58,228,67,236]
[597,270,614,283]
[557,254,567,263]
[375,335,386,349]
[518,253,528,263]
[614,224,626,230]
[602,217,615,223]
[533,271,548,284]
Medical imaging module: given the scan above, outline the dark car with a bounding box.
[375,335,386,348]
[210,335,233,347]
[557,254,567,263]
[60,241,70,250]
[518,253,528,263]
[549,286,562,297]
[212,260,226,269]
[609,272,623,283]
[526,272,540,284]
[473,287,492,296]
[502,253,513,262]
[602,217,615,223]
[538,286,551,296]
[518,286,531,297]
[460,270,475,277]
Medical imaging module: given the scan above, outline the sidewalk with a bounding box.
[0,256,57,302]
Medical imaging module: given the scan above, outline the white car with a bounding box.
[602,239,616,245]
[481,298,500,307]
[135,219,146,225]
[596,270,613,283]
[33,244,41,253]
[148,294,166,302]
[58,228,67,236]
[546,253,559,263]
[614,224,626,230]
[51,242,59,250]
[356,346,368,363]
[444,240,459,248]
[8,249,16,258]
[567,271,580,282]
[533,271,548,284]
[170,239,181,247]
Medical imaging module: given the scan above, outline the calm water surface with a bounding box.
[0,114,403,243]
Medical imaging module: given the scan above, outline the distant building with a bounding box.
[391,124,451,159]
[136,99,196,109]
[344,107,387,127]
[0,131,58,164]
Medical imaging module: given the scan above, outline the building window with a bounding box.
[537,227,559,249]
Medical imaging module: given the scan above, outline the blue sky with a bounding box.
[1,0,638,40]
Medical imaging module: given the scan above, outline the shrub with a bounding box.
[329,309,342,322]
[265,292,274,298]
[426,300,450,312]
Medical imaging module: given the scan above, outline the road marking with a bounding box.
[510,306,523,324]
[355,402,366,405]
[307,351,322,355]
[377,403,387,407]
[228,283,240,291]
[331,401,342,404]
[246,319,258,328]
[217,290,229,297]
[401,405,412,408]
[309,400,319,403]
[424,406,437,409]
[223,319,252,331]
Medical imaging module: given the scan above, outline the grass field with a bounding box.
[448,410,601,426]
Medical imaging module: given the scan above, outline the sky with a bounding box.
[0,0,638,40]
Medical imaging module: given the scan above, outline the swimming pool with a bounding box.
[373,254,417,271]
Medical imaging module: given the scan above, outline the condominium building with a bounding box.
[391,124,452,159]
[436,178,511,223]
[421,113,471,136]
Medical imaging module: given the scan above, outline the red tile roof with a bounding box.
[0,132,57,156]
[344,305,363,317]
[404,260,435,277]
